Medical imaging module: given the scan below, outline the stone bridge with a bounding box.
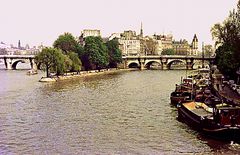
[0,55,37,70]
[122,55,215,70]
[0,54,215,70]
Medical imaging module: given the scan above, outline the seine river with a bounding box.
[0,69,240,154]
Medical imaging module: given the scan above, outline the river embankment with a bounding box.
[211,71,240,105]
[39,68,137,82]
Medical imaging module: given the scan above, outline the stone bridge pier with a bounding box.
[4,57,12,70]
[139,57,146,70]
[161,58,168,70]
[29,58,37,70]
[186,58,194,70]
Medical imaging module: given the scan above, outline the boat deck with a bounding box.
[191,108,212,117]
[183,102,212,117]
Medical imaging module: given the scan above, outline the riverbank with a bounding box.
[39,68,137,82]
[212,72,240,105]
[216,83,240,105]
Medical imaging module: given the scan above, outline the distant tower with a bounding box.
[192,34,198,49]
[25,44,30,49]
[18,40,21,49]
[140,22,143,37]
[191,34,198,55]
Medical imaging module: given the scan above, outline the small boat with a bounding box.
[170,78,194,105]
[27,69,38,75]
[198,68,211,79]
[177,98,240,140]
[195,88,212,103]
[170,91,192,105]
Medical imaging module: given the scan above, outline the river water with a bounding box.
[0,69,240,154]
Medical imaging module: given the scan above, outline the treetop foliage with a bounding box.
[106,38,122,67]
[161,48,175,55]
[211,0,240,79]
[36,47,66,77]
[83,36,109,69]
[53,32,79,54]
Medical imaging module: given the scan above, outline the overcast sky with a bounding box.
[0,0,238,47]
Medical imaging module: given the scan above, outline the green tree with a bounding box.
[55,52,69,75]
[161,48,175,55]
[83,36,109,70]
[75,44,84,58]
[204,44,214,58]
[145,38,158,55]
[68,51,82,72]
[63,54,73,73]
[215,44,239,78]
[106,39,122,68]
[211,0,240,79]
[53,32,79,54]
[35,47,66,77]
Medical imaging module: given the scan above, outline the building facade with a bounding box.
[118,31,141,56]
[79,29,101,45]
[153,34,173,55]
[172,39,190,55]
[172,34,199,56]
[81,29,101,38]
[0,41,41,55]
[109,24,199,56]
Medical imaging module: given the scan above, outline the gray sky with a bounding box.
[0,0,238,47]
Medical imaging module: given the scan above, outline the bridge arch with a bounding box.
[128,62,139,68]
[144,61,161,69]
[167,59,186,70]
[127,60,140,68]
[12,60,27,70]
[192,60,210,69]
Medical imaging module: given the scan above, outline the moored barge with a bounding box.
[178,100,240,139]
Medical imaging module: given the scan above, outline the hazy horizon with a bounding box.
[0,0,238,47]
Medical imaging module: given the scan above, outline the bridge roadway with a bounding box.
[0,54,215,70]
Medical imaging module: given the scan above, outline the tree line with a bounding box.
[211,0,240,80]
[36,33,122,77]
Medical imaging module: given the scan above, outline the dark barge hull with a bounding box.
[177,103,202,129]
[170,96,187,105]
[202,127,240,140]
[177,103,240,140]
[170,91,192,106]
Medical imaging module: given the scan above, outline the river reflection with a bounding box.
[0,70,240,154]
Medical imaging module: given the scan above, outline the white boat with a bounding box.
[27,69,38,75]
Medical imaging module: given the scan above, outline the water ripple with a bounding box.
[0,70,238,154]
